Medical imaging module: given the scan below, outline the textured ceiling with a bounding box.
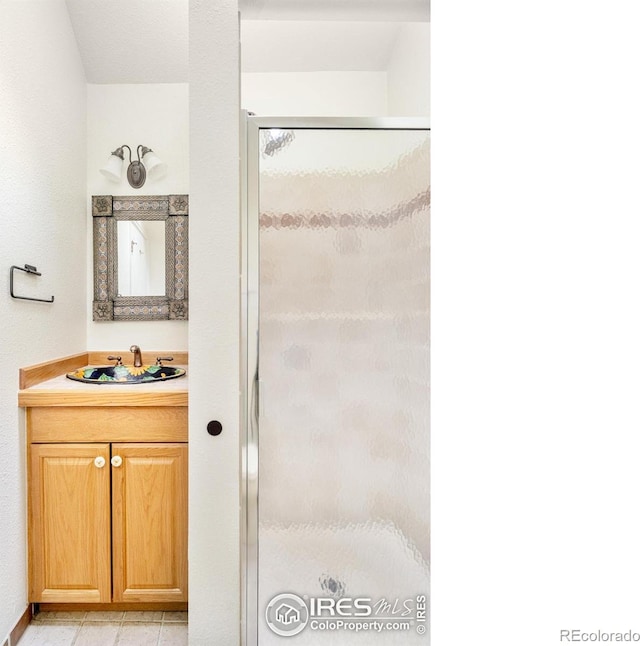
[65,0,429,83]
[65,0,188,84]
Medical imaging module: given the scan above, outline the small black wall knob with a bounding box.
[207,420,223,436]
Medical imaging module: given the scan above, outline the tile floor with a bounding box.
[18,611,187,646]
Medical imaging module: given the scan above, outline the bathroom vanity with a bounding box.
[18,352,188,611]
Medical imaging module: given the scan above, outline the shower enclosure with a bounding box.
[242,117,430,645]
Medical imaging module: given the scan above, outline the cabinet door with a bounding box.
[29,443,111,603]
[112,443,188,602]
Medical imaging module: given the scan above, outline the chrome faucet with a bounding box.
[129,345,143,367]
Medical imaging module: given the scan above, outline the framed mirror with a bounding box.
[92,194,188,321]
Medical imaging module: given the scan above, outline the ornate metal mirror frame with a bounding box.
[92,194,188,321]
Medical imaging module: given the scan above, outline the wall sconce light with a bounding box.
[100,144,168,189]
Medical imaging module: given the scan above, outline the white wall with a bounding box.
[242,72,388,116]
[0,0,87,640]
[387,23,430,117]
[86,83,189,351]
[241,21,429,118]
[189,1,240,643]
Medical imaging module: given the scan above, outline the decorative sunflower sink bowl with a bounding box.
[66,365,186,384]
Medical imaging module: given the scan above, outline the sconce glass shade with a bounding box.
[140,147,168,181]
[100,150,125,182]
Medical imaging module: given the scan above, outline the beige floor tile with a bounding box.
[74,622,120,646]
[159,623,188,646]
[162,611,188,623]
[122,610,163,623]
[18,622,80,646]
[33,610,87,623]
[84,610,125,621]
[116,622,162,646]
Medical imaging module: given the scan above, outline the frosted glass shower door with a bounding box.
[252,124,430,644]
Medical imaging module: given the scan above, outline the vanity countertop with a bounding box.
[18,353,188,407]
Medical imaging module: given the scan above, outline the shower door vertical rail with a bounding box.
[242,112,261,646]
[242,117,430,646]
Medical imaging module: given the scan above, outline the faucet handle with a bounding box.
[107,355,123,366]
[156,356,174,367]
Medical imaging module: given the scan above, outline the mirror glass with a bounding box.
[117,220,166,296]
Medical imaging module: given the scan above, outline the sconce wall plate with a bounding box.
[127,160,146,188]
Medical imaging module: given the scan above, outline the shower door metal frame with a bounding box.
[240,115,430,646]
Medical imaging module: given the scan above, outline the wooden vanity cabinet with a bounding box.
[27,407,188,606]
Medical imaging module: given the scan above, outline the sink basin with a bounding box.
[66,365,186,384]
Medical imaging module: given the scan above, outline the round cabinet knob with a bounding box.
[94,456,106,468]
[111,455,123,468]
[207,420,223,436]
